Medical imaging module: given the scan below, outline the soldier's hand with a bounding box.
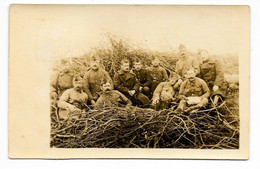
[139,87,143,92]
[213,85,219,92]
[90,100,96,105]
[179,95,186,100]
[151,98,159,105]
[50,92,58,100]
[128,90,136,96]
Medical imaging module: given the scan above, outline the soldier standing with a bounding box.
[132,58,152,98]
[94,80,132,110]
[113,59,150,107]
[147,57,168,92]
[176,69,210,112]
[199,50,228,105]
[58,77,88,120]
[83,56,113,106]
[51,59,74,100]
[175,44,200,78]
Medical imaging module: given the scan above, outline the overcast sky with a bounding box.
[31,5,249,60]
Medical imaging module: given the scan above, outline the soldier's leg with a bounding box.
[186,98,208,112]
[136,93,150,107]
[160,100,171,110]
[151,102,160,111]
[176,100,187,112]
[142,86,152,98]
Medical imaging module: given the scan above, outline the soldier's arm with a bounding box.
[116,91,132,106]
[161,68,169,81]
[152,83,163,100]
[113,73,129,94]
[201,80,211,99]
[58,90,73,109]
[132,75,140,92]
[83,72,94,101]
[214,60,225,87]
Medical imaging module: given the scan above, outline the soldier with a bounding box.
[176,69,210,113]
[151,73,183,110]
[113,59,150,107]
[147,57,168,92]
[83,56,113,106]
[199,50,228,105]
[94,80,132,110]
[50,59,74,100]
[175,44,200,78]
[58,77,88,120]
[132,58,152,98]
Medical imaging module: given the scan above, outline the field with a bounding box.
[50,36,239,149]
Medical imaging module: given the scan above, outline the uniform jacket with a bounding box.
[176,57,200,77]
[199,58,225,87]
[94,90,132,109]
[51,70,74,93]
[83,69,113,101]
[132,68,151,87]
[113,70,140,95]
[152,82,176,102]
[58,88,88,110]
[179,77,210,98]
[147,66,168,83]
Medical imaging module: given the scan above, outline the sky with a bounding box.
[31,5,250,60]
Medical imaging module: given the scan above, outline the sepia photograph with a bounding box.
[9,4,249,158]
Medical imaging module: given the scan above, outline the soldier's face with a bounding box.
[90,60,100,70]
[121,63,130,72]
[186,71,196,82]
[201,51,210,62]
[152,58,160,67]
[134,62,142,71]
[63,63,70,73]
[101,82,112,93]
[74,81,83,91]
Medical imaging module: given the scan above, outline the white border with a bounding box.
[1,0,260,169]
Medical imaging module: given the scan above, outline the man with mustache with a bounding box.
[147,57,168,93]
[58,77,88,120]
[51,59,75,100]
[94,80,132,110]
[176,69,210,113]
[175,44,200,78]
[113,59,150,107]
[83,56,113,106]
[199,50,228,105]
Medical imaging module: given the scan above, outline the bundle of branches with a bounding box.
[50,101,239,149]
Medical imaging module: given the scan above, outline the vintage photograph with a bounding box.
[49,6,241,149]
[9,5,249,158]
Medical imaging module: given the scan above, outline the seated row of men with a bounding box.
[51,46,228,120]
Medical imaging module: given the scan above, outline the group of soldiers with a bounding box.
[51,45,228,120]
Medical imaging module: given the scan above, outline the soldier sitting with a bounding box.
[94,80,132,110]
[151,73,183,110]
[51,59,74,100]
[113,59,150,107]
[83,56,113,106]
[147,57,168,93]
[58,77,88,120]
[132,58,152,98]
[176,69,210,113]
[199,50,228,105]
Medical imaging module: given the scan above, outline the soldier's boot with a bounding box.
[176,100,186,113]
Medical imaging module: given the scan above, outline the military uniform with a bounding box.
[199,58,228,98]
[83,69,113,101]
[178,77,210,111]
[175,57,200,78]
[94,90,132,110]
[113,70,150,107]
[58,88,88,120]
[51,70,74,98]
[146,66,168,92]
[132,68,152,97]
